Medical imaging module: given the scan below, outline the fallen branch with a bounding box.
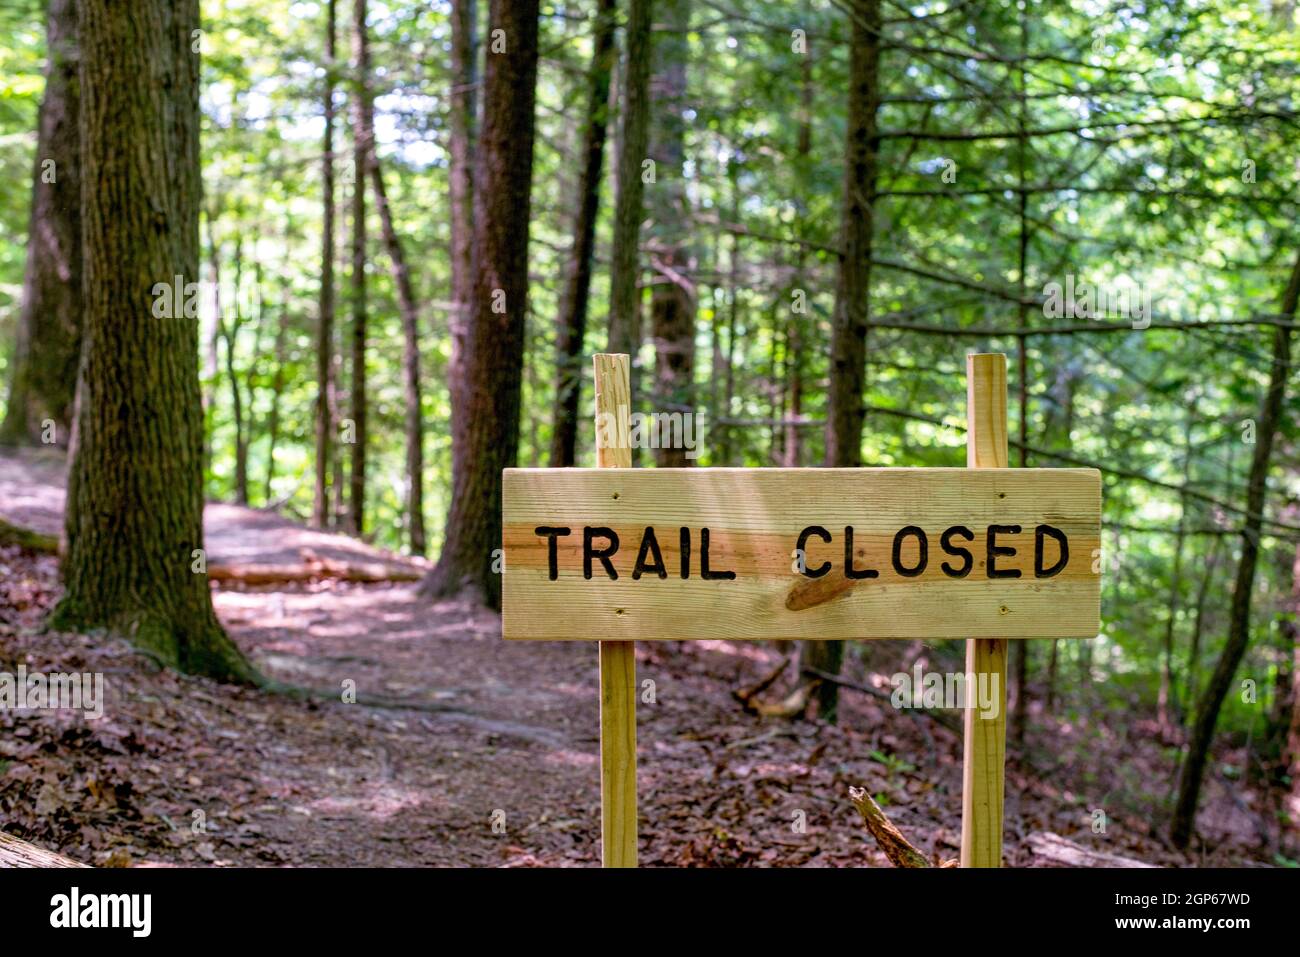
[0,831,87,868]
[743,679,821,718]
[1025,832,1155,868]
[732,658,789,712]
[849,786,955,868]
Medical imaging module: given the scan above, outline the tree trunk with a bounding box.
[647,0,694,467]
[804,0,881,724]
[1158,414,1194,733]
[314,0,338,528]
[0,0,82,447]
[550,0,616,467]
[606,0,653,358]
[51,0,254,684]
[1185,534,1222,716]
[783,49,812,469]
[420,0,539,609]
[1172,249,1300,848]
[365,98,427,553]
[1285,542,1300,829]
[448,0,477,451]
[209,222,249,505]
[1008,14,1032,747]
[263,249,289,503]
[346,0,370,537]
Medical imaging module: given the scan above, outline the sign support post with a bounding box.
[961,352,1010,867]
[593,353,638,867]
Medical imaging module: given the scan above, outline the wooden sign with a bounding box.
[502,467,1100,640]
[503,352,1101,869]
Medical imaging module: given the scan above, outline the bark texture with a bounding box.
[448,0,477,448]
[52,0,254,683]
[347,0,370,536]
[314,0,338,527]
[420,0,539,608]
[606,0,653,358]
[803,0,881,723]
[550,0,616,467]
[647,0,695,467]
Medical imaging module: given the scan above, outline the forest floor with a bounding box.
[0,447,1285,867]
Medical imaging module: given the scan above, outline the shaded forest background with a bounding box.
[0,0,1299,864]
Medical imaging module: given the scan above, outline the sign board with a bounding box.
[502,466,1100,641]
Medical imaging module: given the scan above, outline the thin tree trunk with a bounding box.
[607,0,653,358]
[550,0,616,467]
[243,257,268,504]
[1185,534,1222,715]
[448,0,477,446]
[1008,13,1032,747]
[314,0,338,528]
[210,223,249,506]
[720,163,740,465]
[784,48,812,468]
[648,0,694,467]
[52,0,254,683]
[347,0,370,537]
[1285,542,1300,827]
[1,0,82,447]
[264,256,289,504]
[805,0,881,724]
[1158,413,1194,732]
[367,135,427,553]
[420,0,539,608]
[1172,250,1300,848]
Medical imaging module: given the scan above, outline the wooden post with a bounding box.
[592,353,637,867]
[961,352,1010,867]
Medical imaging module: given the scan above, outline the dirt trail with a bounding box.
[0,448,1275,867]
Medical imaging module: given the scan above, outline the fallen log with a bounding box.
[1025,831,1155,868]
[0,519,58,555]
[207,551,423,585]
[0,832,87,868]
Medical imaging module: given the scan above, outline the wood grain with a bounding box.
[961,352,1011,868]
[592,354,638,868]
[501,465,1100,640]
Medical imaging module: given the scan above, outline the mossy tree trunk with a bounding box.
[50,0,255,684]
